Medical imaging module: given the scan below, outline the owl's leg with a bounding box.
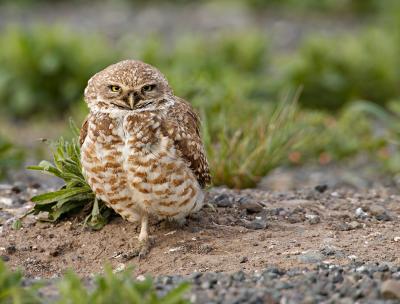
[137,214,153,259]
[123,214,153,261]
[138,214,149,243]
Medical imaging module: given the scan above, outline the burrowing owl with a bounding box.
[79,60,210,257]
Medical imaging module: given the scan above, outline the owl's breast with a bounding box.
[80,112,137,218]
[81,110,203,220]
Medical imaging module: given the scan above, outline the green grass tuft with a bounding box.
[27,121,110,230]
[205,96,302,188]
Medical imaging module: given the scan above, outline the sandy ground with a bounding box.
[1,184,399,279]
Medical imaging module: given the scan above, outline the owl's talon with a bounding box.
[122,250,139,261]
[138,238,154,260]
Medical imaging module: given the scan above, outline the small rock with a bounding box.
[11,183,24,193]
[392,272,400,280]
[242,218,267,230]
[113,263,126,273]
[333,222,351,231]
[320,246,344,258]
[315,184,328,193]
[30,182,41,189]
[394,237,400,242]
[355,207,368,219]
[212,194,231,208]
[240,256,248,263]
[136,275,146,281]
[331,192,340,197]
[369,204,391,221]
[231,271,245,282]
[161,276,173,285]
[348,221,362,230]
[381,280,400,299]
[6,245,16,255]
[298,250,324,264]
[168,247,183,253]
[305,214,320,225]
[0,197,13,206]
[238,200,263,213]
[198,244,213,254]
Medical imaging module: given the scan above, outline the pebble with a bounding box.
[380,280,400,299]
[0,197,13,206]
[348,221,362,230]
[239,256,248,263]
[242,218,268,230]
[113,263,126,273]
[298,250,324,264]
[305,214,320,225]
[238,199,263,213]
[369,204,391,221]
[211,194,232,208]
[6,245,16,255]
[314,184,328,193]
[355,207,368,219]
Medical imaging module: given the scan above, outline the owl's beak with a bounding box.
[128,91,142,109]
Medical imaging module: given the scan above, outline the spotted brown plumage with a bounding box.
[79,60,210,257]
[162,97,211,187]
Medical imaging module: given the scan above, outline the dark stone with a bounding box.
[232,271,245,282]
[6,245,16,255]
[238,200,263,213]
[212,194,232,207]
[315,184,328,193]
[242,218,268,230]
[381,280,400,299]
[11,182,26,194]
[239,256,248,263]
[332,272,344,284]
[369,205,392,221]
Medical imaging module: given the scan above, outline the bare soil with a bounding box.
[1,185,399,279]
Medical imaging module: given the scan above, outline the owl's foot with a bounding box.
[123,214,153,260]
[122,237,154,261]
[138,237,154,260]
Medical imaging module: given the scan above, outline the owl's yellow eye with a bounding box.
[109,85,121,92]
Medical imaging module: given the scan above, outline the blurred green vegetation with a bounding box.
[0,0,399,185]
[2,0,399,16]
[240,0,398,15]
[283,30,400,110]
[0,135,24,179]
[0,26,118,119]
[0,260,190,304]
[1,23,399,119]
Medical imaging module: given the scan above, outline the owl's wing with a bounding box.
[163,98,211,188]
[79,115,89,147]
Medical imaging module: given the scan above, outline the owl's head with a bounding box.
[84,60,173,111]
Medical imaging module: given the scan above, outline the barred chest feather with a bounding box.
[81,110,204,222]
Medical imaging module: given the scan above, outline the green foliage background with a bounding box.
[0,0,399,183]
